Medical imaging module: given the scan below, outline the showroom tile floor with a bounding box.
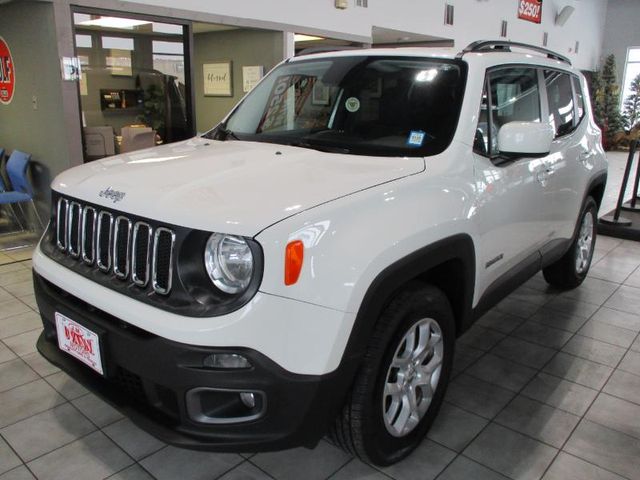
[1,152,640,480]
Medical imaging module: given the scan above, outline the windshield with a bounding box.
[209,55,467,157]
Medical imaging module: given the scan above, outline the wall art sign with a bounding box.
[204,61,232,96]
[0,36,15,105]
[518,0,543,24]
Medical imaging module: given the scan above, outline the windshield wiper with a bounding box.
[216,127,240,141]
[287,139,350,154]
[212,123,240,141]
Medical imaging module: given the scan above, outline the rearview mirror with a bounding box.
[497,122,554,158]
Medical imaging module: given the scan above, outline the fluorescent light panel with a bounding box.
[77,16,151,29]
[294,34,325,42]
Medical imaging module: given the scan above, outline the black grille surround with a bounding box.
[41,192,264,317]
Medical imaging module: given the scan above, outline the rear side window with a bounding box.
[474,67,541,158]
[572,76,585,121]
[544,70,576,137]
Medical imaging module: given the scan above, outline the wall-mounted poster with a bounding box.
[204,61,232,96]
[242,65,263,93]
[61,57,81,82]
[0,36,15,105]
[518,0,543,24]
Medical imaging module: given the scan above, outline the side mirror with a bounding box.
[497,122,554,158]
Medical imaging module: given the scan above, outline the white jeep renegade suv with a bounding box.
[33,41,607,465]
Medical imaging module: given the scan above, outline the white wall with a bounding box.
[602,0,640,82]
[124,0,608,70]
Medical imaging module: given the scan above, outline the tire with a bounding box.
[330,282,455,466]
[543,197,597,289]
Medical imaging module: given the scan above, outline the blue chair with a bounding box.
[0,150,44,231]
[0,147,23,230]
[0,148,4,191]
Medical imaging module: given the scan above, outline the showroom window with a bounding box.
[474,67,541,159]
[544,70,576,137]
[622,47,640,111]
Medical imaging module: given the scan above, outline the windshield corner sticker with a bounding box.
[345,97,360,113]
[407,130,426,147]
[99,186,126,203]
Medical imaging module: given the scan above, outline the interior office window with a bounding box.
[572,76,585,121]
[152,22,183,34]
[101,36,134,50]
[474,67,541,157]
[152,40,185,84]
[73,12,191,162]
[75,34,92,49]
[622,48,640,111]
[545,70,575,137]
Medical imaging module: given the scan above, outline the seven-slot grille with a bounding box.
[55,197,175,295]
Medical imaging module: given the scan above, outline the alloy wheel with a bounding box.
[382,318,444,437]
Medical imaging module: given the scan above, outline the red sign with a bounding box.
[0,37,15,105]
[518,0,543,24]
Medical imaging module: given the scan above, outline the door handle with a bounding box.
[536,164,554,185]
[536,168,549,185]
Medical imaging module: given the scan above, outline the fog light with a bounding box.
[203,353,251,370]
[240,392,256,408]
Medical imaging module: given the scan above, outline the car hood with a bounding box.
[53,137,425,236]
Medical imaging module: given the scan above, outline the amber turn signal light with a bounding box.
[285,240,304,286]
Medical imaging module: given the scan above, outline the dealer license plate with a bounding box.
[55,312,104,375]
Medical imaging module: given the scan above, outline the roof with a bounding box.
[288,46,578,73]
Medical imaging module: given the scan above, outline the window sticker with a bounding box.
[407,130,426,147]
[345,96,360,113]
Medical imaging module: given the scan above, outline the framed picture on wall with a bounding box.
[107,50,132,77]
[203,61,233,96]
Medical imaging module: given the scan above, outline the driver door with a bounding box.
[473,66,552,298]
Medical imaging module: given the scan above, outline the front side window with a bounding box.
[474,67,541,158]
[213,56,467,157]
[545,70,576,137]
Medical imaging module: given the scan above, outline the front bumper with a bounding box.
[34,272,357,451]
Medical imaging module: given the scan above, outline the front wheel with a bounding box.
[543,197,597,289]
[330,283,455,466]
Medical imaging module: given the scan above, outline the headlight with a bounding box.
[204,233,254,294]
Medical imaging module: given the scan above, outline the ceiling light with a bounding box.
[294,34,325,42]
[77,17,151,29]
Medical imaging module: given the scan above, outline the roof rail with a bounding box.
[456,40,571,65]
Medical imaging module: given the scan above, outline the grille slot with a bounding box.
[81,207,97,265]
[53,196,175,295]
[113,216,132,279]
[152,228,175,295]
[56,198,69,251]
[96,212,114,272]
[67,202,82,258]
[132,222,152,287]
